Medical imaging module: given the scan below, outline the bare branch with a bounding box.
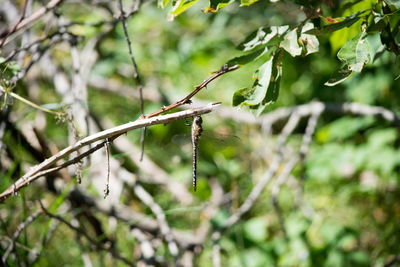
[117,0,147,160]
[0,103,220,202]
[133,184,179,257]
[2,210,43,263]
[103,139,111,198]
[0,0,65,45]
[223,112,301,229]
[145,65,239,118]
[68,189,203,248]
[131,228,155,265]
[271,109,321,236]
[39,202,134,266]
[212,101,400,128]
[212,231,221,267]
[0,0,29,47]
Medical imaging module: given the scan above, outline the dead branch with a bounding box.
[0,103,220,202]
[68,189,204,248]
[0,0,65,46]
[2,210,43,264]
[223,111,301,229]
[39,201,134,266]
[145,65,239,119]
[133,184,179,257]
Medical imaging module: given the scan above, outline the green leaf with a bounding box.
[202,0,233,13]
[242,57,273,106]
[232,87,253,107]
[337,33,372,72]
[170,0,200,16]
[367,15,386,33]
[238,26,289,52]
[240,0,259,6]
[232,49,282,109]
[325,68,353,86]
[225,48,267,67]
[158,0,170,8]
[243,217,268,243]
[300,23,319,55]
[286,214,310,238]
[211,209,230,227]
[280,29,302,57]
[47,181,75,213]
[317,116,375,142]
[384,0,400,8]
[264,50,282,104]
[306,10,366,35]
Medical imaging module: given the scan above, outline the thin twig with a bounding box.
[0,0,29,47]
[39,201,134,266]
[145,65,239,119]
[212,231,221,267]
[0,103,219,202]
[103,139,110,198]
[131,228,155,264]
[271,157,298,239]
[117,0,147,161]
[271,108,321,237]
[133,184,179,258]
[117,0,144,115]
[0,0,65,45]
[300,110,321,159]
[223,112,301,229]
[69,188,203,249]
[2,210,43,263]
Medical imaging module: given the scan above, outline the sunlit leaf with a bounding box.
[158,0,170,8]
[264,50,282,104]
[232,49,282,109]
[337,32,372,72]
[242,57,273,106]
[280,29,302,57]
[300,23,319,55]
[211,209,230,227]
[238,25,289,52]
[325,68,353,86]
[240,0,259,6]
[170,0,200,16]
[202,0,233,13]
[306,11,366,35]
[243,217,268,242]
[225,48,267,67]
[385,0,400,8]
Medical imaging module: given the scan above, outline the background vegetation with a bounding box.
[0,0,400,266]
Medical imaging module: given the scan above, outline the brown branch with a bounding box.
[223,111,301,229]
[0,59,239,202]
[117,0,144,115]
[145,65,239,119]
[0,103,219,202]
[0,0,65,45]
[69,189,204,249]
[39,201,134,266]
[117,0,147,160]
[0,0,29,47]
[133,183,179,257]
[103,139,111,198]
[2,210,43,264]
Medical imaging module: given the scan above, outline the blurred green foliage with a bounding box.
[1,0,400,266]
